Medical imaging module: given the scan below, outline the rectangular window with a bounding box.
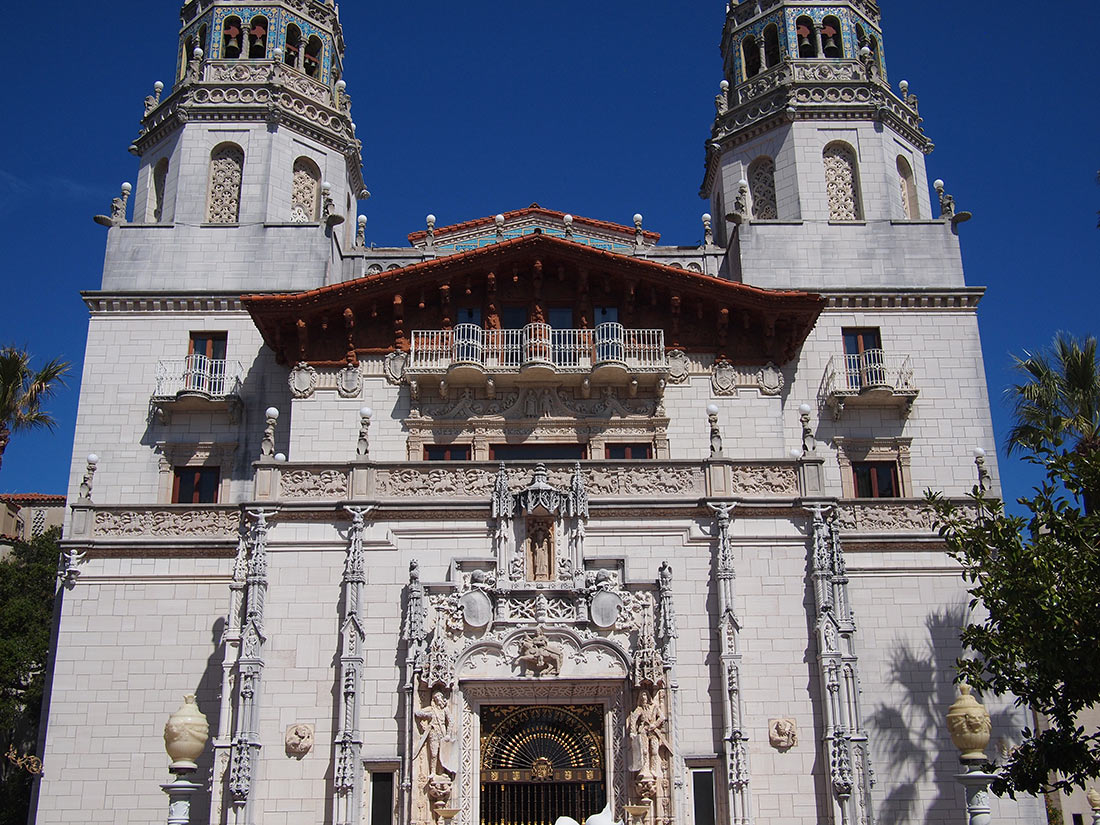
[172,467,220,503]
[691,768,716,825]
[456,307,481,326]
[189,331,228,360]
[842,327,885,389]
[424,444,472,461]
[368,770,395,825]
[605,443,653,460]
[852,461,899,498]
[499,306,528,329]
[594,306,619,325]
[490,443,587,461]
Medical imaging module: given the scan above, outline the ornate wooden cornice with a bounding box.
[242,233,825,367]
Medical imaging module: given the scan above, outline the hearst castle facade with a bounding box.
[37,2,1043,825]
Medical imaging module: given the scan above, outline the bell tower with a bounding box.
[104,0,367,292]
[703,0,963,290]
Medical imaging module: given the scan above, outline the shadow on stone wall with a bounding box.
[868,606,1019,825]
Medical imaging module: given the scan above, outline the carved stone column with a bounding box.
[333,507,371,825]
[708,503,752,825]
[808,505,874,825]
[228,509,276,825]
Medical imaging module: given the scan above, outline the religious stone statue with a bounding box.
[516,628,564,676]
[626,688,671,780]
[528,521,553,582]
[414,690,455,777]
[768,718,798,751]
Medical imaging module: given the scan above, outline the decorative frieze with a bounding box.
[280,468,349,499]
[729,463,798,496]
[833,501,936,534]
[93,507,239,538]
[711,361,784,396]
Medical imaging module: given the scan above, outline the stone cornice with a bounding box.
[820,287,985,311]
[82,292,246,314]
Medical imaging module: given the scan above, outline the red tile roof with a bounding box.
[0,493,66,505]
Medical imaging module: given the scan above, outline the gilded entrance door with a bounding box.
[479,705,606,825]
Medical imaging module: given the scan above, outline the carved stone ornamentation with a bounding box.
[207,144,244,224]
[93,508,239,537]
[768,718,798,751]
[289,362,319,398]
[284,723,314,757]
[758,362,784,395]
[833,502,936,533]
[336,365,362,398]
[711,361,739,396]
[824,143,862,222]
[666,350,690,384]
[384,350,408,384]
[729,464,799,496]
[279,469,349,499]
[515,628,564,676]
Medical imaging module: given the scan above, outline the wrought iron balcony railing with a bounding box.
[820,349,918,417]
[408,323,667,376]
[153,355,244,401]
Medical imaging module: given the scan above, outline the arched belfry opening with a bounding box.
[222,16,243,59]
[796,16,817,58]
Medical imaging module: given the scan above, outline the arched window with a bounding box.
[896,155,919,219]
[152,158,169,223]
[796,16,817,58]
[823,142,862,221]
[222,17,243,59]
[248,16,268,59]
[198,24,207,54]
[868,35,881,73]
[821,16,843,58]
[763,24,781,68]
[304,36,323,78]
[748,157,778,220]
[742,35,761,79]
[207,143,244,224]
[290,157,321,222]
[285,24,301,68]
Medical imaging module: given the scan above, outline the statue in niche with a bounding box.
[414,689,455,778]
[626,688,671,781]
[527,520,554,582]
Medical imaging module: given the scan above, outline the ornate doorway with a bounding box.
[479,704,606,825]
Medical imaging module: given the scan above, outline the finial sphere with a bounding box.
[706,403,720,416]
[973,447,986,458]
[274,453,287,463]
[789,448,804,460]
[563,214,573,224]
[799,403,812,415]
[933,179,945,190]
[266,406,280,420]
[360,406,373,419]
[121,182,132,193]
[154,80,164,92]
[87,454,100,466]
[702,212,711,222]
[358,215,367,225]
[426,214,436,224]
[633,213,643,224]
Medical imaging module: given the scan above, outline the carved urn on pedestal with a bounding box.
[163,694,209,772]
[946,683,992,760]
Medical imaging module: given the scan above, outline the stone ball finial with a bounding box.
[633,213,643,227]
[899,79,909,93]
[154,80,164,93]
[265,406,280,420]
[946,683,992,760]
[933,179,945,191]
[193,47,204,60]
[358,215,367,227]
[121,182,132,194]
[164,694,209,772]
[87,453,100,466]
[426,214,436,226]
[336,79,346,91]
[494,213,505,226]
[720,80,729,91]
[563,214,573,225]
[702,212,711,222]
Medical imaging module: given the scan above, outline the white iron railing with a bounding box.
[822,349,916,397]
[154,355,244,400]
[409,323,666,374]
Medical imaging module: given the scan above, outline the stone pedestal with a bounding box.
[161,777,203,825]
[956,765,997,825]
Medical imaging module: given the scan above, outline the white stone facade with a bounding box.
[35,2,1042,825]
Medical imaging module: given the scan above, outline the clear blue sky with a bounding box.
[1,1,1097,508]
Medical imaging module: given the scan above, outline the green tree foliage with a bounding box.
[0,347,70,473]
[0,528,60,825]
[928,439,1100,796]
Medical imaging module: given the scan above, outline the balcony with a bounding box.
[408,323,667,384]
[820,349,918,418]
[152,355,244,421]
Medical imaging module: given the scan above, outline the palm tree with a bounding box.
[1006,333,1100,514]
[0,348,70,473]
[1006,333,1100,457]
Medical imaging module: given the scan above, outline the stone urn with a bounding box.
[164,694,209,771]
[946,683,992,760]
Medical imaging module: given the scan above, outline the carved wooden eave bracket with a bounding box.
[242,232,824,367]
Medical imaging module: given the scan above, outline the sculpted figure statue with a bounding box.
[626,688,671,780]
[516,628,564,676]
[414,690,455,777]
